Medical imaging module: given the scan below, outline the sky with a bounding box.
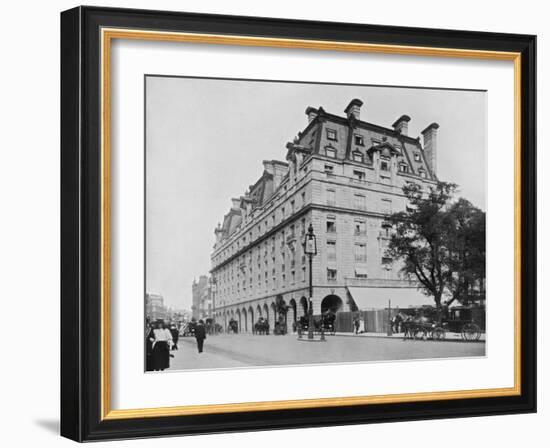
[145,76,486,309]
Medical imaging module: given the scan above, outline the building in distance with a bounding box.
[192,275,213,319]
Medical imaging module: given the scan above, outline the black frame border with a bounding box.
[60,6,536,442]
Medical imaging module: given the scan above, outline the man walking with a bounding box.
[194,319,207,353]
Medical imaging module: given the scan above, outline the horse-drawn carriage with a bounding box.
[296,312,336,336]
[401,305,483,342]
[254,318,269,335]
[180,320,196,337]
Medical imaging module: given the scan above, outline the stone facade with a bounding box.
[191,275,212,319]
[210,99,439,332]
[145,293,167,322]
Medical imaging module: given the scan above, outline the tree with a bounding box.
[385,182,454,310]
[385,182,485,310]
[446,198,486,306]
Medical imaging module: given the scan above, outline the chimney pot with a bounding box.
[421,122,440,176]
[392,114,411,136]
[344,98,363,120]
[305,106,318,123]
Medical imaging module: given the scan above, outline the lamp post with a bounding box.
[210,277,217,333]
[303,223,317,340]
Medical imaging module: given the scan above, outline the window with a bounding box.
[327,268,337,281]
[355,243,367,263]
[380,160,390,172]
[290,200,295,213]
[354,134,364,146]
[301,218,306,236]
[354,194,366,210]
[354,220,366,236]
[419,169,427,179]
[325,147,336,158]
[327,189,336,206]
[355,267,368,278]
[326,217,336,233]
[302,267,306,282]
[353,152,364,163]
[291,270,295,284]
[327,241,336,261]
[399,163,409,173]
[353,170,365,181]
[324,164,334,174]
[381,198,392,214]
[281,207,285,220]
[326,129,337,141]
[413,152,421,162]
[301,191,306,206]
[382,256,393,268]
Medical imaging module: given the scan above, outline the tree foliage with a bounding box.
[385,182,485,309]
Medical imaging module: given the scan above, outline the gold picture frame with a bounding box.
[61,6,536,441]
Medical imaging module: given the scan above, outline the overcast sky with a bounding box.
[145,76,486,309]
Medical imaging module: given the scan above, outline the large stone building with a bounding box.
[191,275,213,319]
[210,99,437,332]
[145,293,167,322]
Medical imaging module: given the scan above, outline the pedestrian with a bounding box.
[194,319,207,353]
[149,320,173,371]
[170,324,179,350]
[353,316,360,334]
[145,322,154,371]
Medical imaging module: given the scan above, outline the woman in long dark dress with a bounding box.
[145,323,154,371]
[150,320,173,371]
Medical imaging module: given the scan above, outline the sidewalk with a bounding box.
[333,331,486,342]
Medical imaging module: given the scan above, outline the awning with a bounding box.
[354,267,368,277]
[347,286,433,310]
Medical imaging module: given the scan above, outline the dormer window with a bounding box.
[399,163,409,173]
[326,129,338,141]
[418,169,427,179]
[353,151,364,163]
[353,170,365,181]
[325,147,336,158]
[380,160,390,172]
[413,152,421,162]
[354,134,364,146]
[324,164,334,174]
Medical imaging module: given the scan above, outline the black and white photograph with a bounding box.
[144,76,487,372]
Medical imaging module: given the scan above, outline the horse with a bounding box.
[254,318,269,335]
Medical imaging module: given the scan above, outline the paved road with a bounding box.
[169,333,485,371]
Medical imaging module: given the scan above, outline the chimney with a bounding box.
[231,198,241,210]
[214,223,223,243]
[421,122,440,175]
[305,106,318,123]
[392,114,411,136]
[344,98,363,120]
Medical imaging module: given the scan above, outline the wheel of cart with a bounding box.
[432,326,446,340]
[461,323,481,341]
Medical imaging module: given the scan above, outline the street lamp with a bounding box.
[302,223,317,340]
[210,277,217,333]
